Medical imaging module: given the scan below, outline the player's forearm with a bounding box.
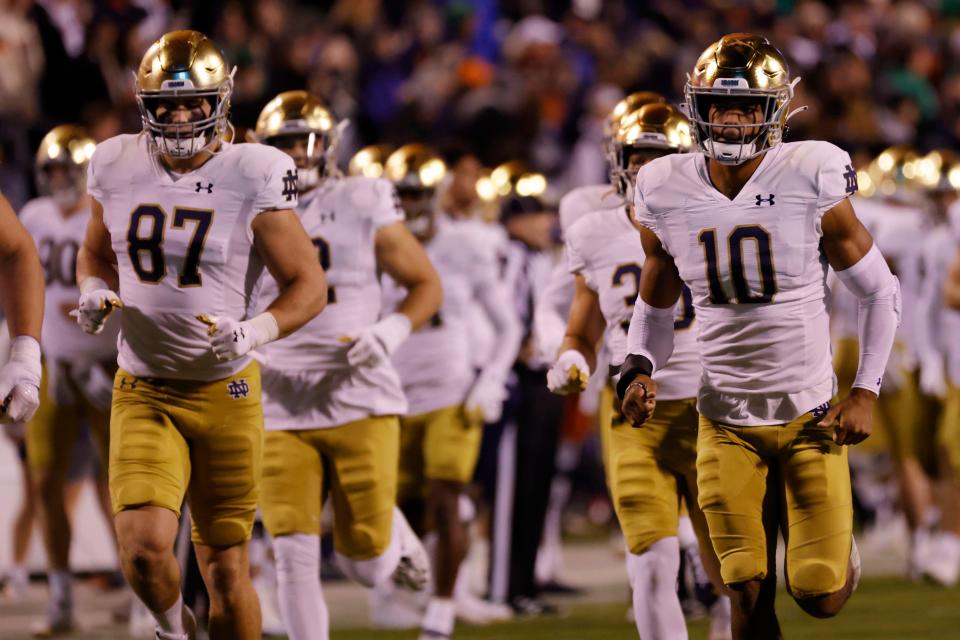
[394,272,442,332]
[835,244,901,395]
[264,263,327,337]
[76,246,119,292]
[0,240,44,340]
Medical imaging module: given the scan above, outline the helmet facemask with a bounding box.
[397,186,437,240]
[137,73,234,159]
[265,131,327,193]
[37,163,87,211]
[685,78,797,165]
[611,144,671,203]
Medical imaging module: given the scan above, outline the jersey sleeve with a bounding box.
[86,137,124,202]
[365,179,405,230]
[632,167,669,254]
[252,148,299,213]
[816,143,857,216]
[564,225,597,291]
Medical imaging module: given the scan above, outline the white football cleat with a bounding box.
[369,579,425,629]
[30,604,75,637]
[922,533,960,587]
[391,508,431,591]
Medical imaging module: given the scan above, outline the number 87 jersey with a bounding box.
[633,140,858,426]
[87,133,298,381]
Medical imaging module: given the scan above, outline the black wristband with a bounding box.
[616,353,654,400]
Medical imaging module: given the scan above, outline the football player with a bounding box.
[619,34,899,638]
[74,31,326,640]
[380,144,522,640]
[250,91,442,640]
[0,185,44,599]
[546,104,730,640]
[20,125,120,636]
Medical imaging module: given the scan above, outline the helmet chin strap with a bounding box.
[704,138,762,165]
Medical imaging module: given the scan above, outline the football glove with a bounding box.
[0,336,41,424]
[72,278,122,335]
[197,312,279,362]
[546,349,590,395]
[343,313,411,368]
[465,374,507,424]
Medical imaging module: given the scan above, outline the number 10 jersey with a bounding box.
[87,134,298,381]
[633,140,857,425]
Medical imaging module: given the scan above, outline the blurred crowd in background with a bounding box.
[2,0,960,211]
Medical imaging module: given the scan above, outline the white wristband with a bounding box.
[79,277,111,295]
[9,336,40,363]
[249,312,280,348]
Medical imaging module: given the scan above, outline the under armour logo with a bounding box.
[318,211,336,223]
[226,379,250,399]
[755,194,775,206]
[843,164,858,194]
[281,169,298,202]
[232,327,246,343]
[195,182,213,194]
[118,376,138,391]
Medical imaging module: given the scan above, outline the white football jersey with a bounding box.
[256,176,407,430]
[920,225,960,385]
[386,222,499,415]
[559,184,621,232]
[440,216,510,371]
[20,198,119,362]
[87,135,297,381]
[634,141,858,425]
[565,206,699,401]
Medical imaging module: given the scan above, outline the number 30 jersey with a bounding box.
[87,134,297,381]
[565,206,699,401]
[255,176,408,430]
[634,141,857,425]
[20,198,119,362]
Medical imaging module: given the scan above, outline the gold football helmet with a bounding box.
[253,91,337,192]
[135,30,234,159]
[914,149,960,193]
[383,144,447,238]
[35,124,96,209]
[603,92,667,143]
[348,144,394,179]
[685,33,799,165]
[488,160,548,199]
[609,103,692,198]
[865,145,921,199]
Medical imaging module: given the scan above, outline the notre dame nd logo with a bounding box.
[227,378,250,400]
[281,169,298,202]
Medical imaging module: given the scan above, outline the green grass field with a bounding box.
[333,578,960,640]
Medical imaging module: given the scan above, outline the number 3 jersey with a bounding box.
[634,140,857,425]
[20,198,119,362]
[564,206,699,401]
[254,176,408,430]
[87,134,297,381]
